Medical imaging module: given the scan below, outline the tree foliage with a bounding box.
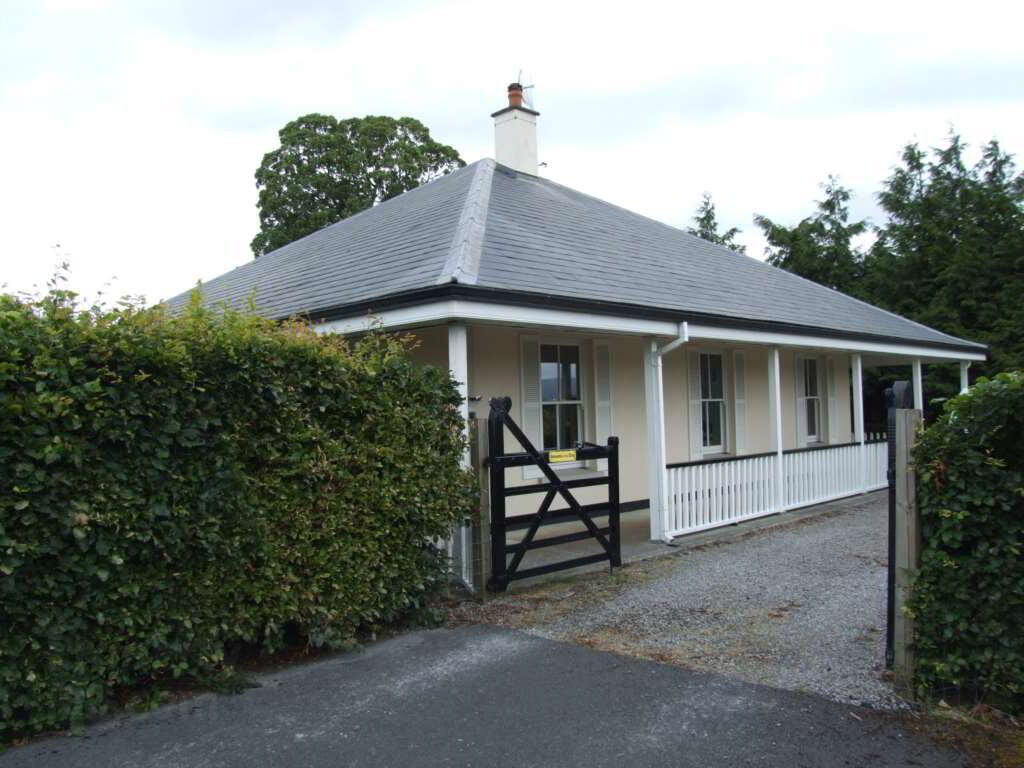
[0,288,474,740]
[251,114,464,257]
[758,134,1024,402]
[687,193,746,254]
[755,177,868,295]
[865,136,1024,380]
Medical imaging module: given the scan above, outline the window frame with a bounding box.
[523,335,590,476]
[539,342,585,453]
[798,355,824,445]
[698,350,729,456]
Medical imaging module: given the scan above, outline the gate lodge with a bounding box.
[167,83,986,568]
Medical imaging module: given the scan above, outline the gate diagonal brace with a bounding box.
[499,411,613,557]
[505,489,556,577]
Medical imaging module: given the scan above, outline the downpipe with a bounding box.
[656,322,688,544]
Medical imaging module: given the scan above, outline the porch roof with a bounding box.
[165,158,985,357]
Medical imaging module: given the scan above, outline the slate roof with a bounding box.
[166,158,984,352]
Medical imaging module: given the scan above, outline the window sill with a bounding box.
[550,466,608,480]
[700,452,734,462]
[523,465,608,482]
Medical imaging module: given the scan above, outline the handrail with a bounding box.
[666,438,886,470]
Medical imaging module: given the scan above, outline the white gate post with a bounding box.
[644,340,667,540]
[768,347,785,512]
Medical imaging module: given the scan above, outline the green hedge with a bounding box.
[0,289,473,740]
[910,371,1024,710]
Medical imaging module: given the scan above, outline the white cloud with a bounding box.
[1,0,1021,304]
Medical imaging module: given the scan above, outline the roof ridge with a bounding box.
[437,158,495,285]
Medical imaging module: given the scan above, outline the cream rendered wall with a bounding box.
[779,349,854,448]
[833,354,853,442]
[661,352,689,465]
[654,346,854,457]
[603,335,649,504]
[780,349,798,449]
[468,327,651,511]
[404,325,448,368]
[664,345,777,458]
[742,347,775,454]
[400,324,857,513]
[398,324,652,510]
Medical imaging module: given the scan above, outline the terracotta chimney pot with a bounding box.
[507,82,524,108]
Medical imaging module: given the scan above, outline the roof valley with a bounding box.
[436,159,495,286]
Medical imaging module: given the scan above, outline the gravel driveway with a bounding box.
[456,491,904,710]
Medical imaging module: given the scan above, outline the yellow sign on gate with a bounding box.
[547,449,577,463]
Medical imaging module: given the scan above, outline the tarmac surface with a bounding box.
[3,624,962,768]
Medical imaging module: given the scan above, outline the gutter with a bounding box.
[302,283,987,357]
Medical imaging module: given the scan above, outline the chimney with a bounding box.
[491,82,539,175]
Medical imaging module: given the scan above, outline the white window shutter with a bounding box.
[520,336,542,451]
[687,350,702,459]
[733,351,747,455]
[825,357,837,445]
[592,340,613,471]
[795,356,808,447]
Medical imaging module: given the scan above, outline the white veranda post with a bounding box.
[912,359,923,411]
[643,340,667,540]
[767,347,784,512]
[447,323,472,583]
[960,361,971,394]
[448,323,470,468]
[852,353,865,490]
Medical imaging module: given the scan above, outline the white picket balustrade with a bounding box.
[664,438,889,538]
[784,443,864,508]
[864,438,888,489]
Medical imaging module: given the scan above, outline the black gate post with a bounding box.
[885,380,914,668]
[607,436,622,567]
[487,397,509,592]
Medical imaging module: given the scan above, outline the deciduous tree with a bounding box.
[251,114,464,257]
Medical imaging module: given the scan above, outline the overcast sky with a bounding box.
[2,0,1022,305]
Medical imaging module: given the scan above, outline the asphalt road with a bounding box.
[3,625,960,768]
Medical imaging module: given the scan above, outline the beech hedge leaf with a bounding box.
[910,370,1024,711]
[0,289,474,741]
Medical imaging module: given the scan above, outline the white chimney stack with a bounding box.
[492,82,539,175]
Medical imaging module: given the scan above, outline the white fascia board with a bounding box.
[314,300,678,337]
[313,300,985,361]
[686,323,986,362]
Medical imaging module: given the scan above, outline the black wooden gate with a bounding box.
[486,396,621,592]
